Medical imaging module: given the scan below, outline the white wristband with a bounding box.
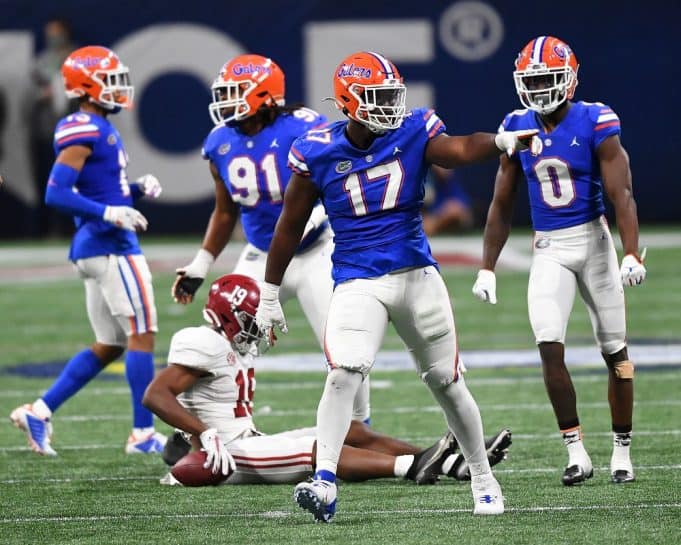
[259,281,280,301]
[188,248,215,278]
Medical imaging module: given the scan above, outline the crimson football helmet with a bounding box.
[208,54,285,125]
[333,51,406,133]
[513,36,579,114]
[203,274,265,355]
[62,45,134,110]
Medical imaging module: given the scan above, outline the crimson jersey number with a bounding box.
[234,368,255,418]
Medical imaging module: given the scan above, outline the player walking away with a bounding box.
[171,54,371,426]
[255,51,539,521]
[10,46,166,456]
[144,274,512,487]
[472,36,645,485]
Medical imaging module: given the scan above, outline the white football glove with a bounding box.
[199,428,235,476]
[102,205,148,232]
[620,253,646,287]
[472,269,497,304]
[135,174,162,199]
[301,204,328,241]
[255,281,288,345]
[172,248,215,304]
[494,129,542,157]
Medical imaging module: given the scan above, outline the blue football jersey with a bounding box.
[202,108,326,252]
[288,108,446,285]
[500,101,622,231]
[52,112,141,261]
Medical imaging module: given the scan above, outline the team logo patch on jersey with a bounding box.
[365,155,374,163]
[227,352,237,366]
[535,237,551,249]
[107,134,117,145]
[218,143,231,155]
[335,160,352,173]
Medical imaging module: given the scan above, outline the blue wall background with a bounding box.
[1,0,679,236]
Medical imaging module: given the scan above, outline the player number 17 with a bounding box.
[343,159,404,216]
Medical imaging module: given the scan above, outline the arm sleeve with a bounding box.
[44,163,106,219]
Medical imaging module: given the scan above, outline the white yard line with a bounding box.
[2,501,681,523]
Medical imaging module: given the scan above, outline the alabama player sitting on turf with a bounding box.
[171,54,371,428]
[255,51,539,521]
[144,274,512,486]
[10,46,166,456]
[473,36,644,485]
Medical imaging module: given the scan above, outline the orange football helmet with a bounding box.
[513,36,579,114]
[62,46,134,110]
[209,54,285,125]
[333,51,406,133]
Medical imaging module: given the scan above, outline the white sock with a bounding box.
[315,368,363,475]
[133,426,154,438]
[33,399,52,420]
[611,431,632,465]
[429,377,490,478]
[394,454,415,478]
[562,426,589,465]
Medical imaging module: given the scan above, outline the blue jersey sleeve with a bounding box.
[53,114,101,152]
[287,128,331,181]
[588,103,621,148]
[201,125,227,162]
[415,108,446,140]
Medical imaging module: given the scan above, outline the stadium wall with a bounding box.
[0,0,678,236]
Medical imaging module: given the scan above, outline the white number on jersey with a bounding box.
[343,159,404,216]
[118,149,131,197]
[533,157,575,208]
[293,107,320,123]
[227,153,282,206]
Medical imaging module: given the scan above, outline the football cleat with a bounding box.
[9,404,56,456]
[294,479,337,523]
[125,430,167,454]
[611,469,635,484]
[562,456,594,486]
[162,430,192,466]
[451,428,513,481]
[610,457,635,484]
[471,473,504,515]
[411,431,456,484]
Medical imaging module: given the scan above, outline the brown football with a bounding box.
[170,450,231,487]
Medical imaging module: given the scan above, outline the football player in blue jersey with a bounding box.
[169,54,371,449]
[472,36,645,486]
[10,46,166,456]
[255,50,540,521]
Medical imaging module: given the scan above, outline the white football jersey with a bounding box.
[168,326,256,442]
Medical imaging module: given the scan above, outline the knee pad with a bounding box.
[608,359,634,380]
[420,359,458,390]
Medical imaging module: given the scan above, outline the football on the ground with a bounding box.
[170,451,231,487]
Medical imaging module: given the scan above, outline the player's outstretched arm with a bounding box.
[599,135,645,286]
[256,173,319,340]
[473,155,522,304]
[425,130,539,168]
[172,162,239,304]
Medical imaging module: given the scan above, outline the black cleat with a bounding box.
[451,428,513,481]
[162,430,191,466]
[409,431,456,485]
[611,469,635,484]
[562,464,594,486]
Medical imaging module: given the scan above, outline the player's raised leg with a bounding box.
[392,267,503,514]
